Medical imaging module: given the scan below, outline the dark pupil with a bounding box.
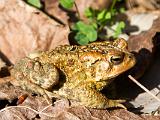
[112,57,121,61]
[111,56,123,65]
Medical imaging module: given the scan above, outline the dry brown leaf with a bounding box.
[44,0,110,23]
[127,0,160,12]
[128,17,160,52]
[140,114,160,120]
[0,0,69,64]
[110,109,143,120]
[0,0,160,119]
[127,17,160,78]
[110,109,160,120]
[0,80,107,120]
[44,0,69,25]
[0,77,160,119]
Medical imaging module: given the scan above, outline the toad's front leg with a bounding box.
[62,84,126,109]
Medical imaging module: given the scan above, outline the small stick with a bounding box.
[128,75,160,103]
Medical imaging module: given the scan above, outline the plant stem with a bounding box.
[110,0,117,14]
[74,1,81,20]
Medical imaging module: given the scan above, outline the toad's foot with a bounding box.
[60,84,126,109]
[106,99,126,109]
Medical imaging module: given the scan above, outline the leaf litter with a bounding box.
[0,0,160,120]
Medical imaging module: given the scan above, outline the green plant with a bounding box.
[113,21,125,38]
[59,0,74,9]
[72,21,97,45]
[59,0,126,45]
[26,0,42,8]
[84,2,126,39]
[27,0,126,45]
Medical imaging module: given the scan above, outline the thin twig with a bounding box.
[128,75,160,103]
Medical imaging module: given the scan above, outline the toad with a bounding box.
[11,38,136,109]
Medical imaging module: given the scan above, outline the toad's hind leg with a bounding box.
[17,78,60,103]
[70,85,126,109]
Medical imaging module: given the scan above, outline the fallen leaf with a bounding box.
[0,74,160,119]
[44,0,110,23]
[110,109,160,120]
[126,0,160,12]
[0,0,70,64]
[128,17,160,78]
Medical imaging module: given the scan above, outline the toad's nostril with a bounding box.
[129,54,134,59]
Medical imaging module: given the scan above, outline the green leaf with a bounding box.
[72,21,87,31]
[72,21,97,45]
[91,22,98,29]
[110,8,117,16]
[114,21,125,38]
[86,27,97,42]
[97,10,106,21]
[84,8,93,18]
[27,0,42,8]
[75,33,89,45]
[105,12,111,20]
[59,0,74,9]
[119,7,125,13]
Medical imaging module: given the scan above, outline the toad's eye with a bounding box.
[110,53,124,65]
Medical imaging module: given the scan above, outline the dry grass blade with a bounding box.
[39,104,52,113]
[0,105,55,118]
[128,75,160,103]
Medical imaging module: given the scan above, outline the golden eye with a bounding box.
[110,53,124,65]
